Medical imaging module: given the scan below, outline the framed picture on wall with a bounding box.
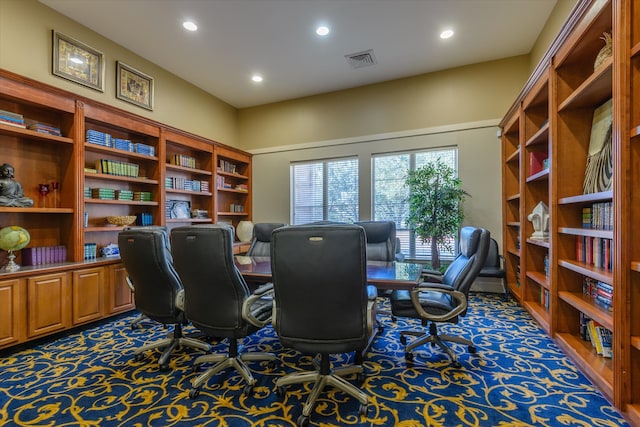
[116,61,154,110]
[52,30,104,92]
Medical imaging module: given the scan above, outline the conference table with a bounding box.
[234,255,424,290]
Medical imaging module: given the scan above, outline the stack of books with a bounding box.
[115,190,134,201]
[112,138,134,152]
[133,191,152,201]
[134,143,155,156]
[0,109,25,128]
[25,119,61,136]
[580,313,613,358]
[86,129,112,147]
[84,187,92,198]
[218,159,237,174]
[91,188,116,200]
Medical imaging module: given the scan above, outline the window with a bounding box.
[291,157,358,224]
[372,148,458,260]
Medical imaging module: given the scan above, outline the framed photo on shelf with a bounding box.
[52,30,104,92]
[116,61,154,110]
[167,200,191,219]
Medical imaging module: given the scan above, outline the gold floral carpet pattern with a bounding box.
[0,293,629,426]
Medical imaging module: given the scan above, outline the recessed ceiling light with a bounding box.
[316,26,330,36]
[252,74,263,83]
[183,21,198,31]
[440,29,454,39]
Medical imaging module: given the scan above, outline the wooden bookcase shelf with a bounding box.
[500,0,640,421]
[0,68,252,351]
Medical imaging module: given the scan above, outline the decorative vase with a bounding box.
[236,220,254,243]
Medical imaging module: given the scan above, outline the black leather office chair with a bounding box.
[118,227,211,371]
[246,222,285,256]
[271,224,373,426]
[390,227,490,367]
[475,237,508,300]
[170,224,276,398]
[356,220,401,328]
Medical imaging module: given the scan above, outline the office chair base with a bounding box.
[134,336,211,370]
[190,351,276,397]
[400,328,475,368]
[275,355,368,424]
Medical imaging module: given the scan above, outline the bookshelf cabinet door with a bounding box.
[108,263,134,314]
[0,278,25,348]
[72,267,105,325]
[27,272,71,338]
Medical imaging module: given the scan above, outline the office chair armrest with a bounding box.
[252,282,274,296]
[421,269,444,282]
[409,286,468,322]
[242,283,274,328]
[417,281,452,291]
[126,276,135,292]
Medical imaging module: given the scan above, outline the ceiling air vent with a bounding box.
[345,49,377,69]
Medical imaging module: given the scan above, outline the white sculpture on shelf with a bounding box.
[528,201,549,240]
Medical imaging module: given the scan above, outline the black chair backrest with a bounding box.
[171,225,252,338]
[246,222,285,256]
[271,224,369,354]
[442,227,490,295]
[118,227,183,324]
[484,238,501,268]
[355,220,397,261]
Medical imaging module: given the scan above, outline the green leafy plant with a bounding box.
[405,159,468,269]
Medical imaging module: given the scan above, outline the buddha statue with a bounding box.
[0,163,34,207]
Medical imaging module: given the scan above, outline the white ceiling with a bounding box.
[40,0,558,109]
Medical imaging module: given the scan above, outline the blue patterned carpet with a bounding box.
[0,293,629,426]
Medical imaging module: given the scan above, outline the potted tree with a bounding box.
[405,159,468,269]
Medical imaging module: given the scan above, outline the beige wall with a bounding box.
[0,0,238,147]
[529,0,580,72]
[238,56,529,151]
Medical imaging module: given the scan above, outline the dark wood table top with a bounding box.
[234,256,423,290]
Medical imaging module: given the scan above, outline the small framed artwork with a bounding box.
[116,61,154,110]
[52,30,104,92]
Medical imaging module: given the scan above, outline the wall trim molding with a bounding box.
[247,118,501,155]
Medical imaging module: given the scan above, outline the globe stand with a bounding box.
[2,250,20,272]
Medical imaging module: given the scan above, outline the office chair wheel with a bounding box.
[452,361,461,369]
[189,388,200,399]
[400,335,407,346]
[267,360,277,370]
[134,353,144,362]
[468,345,477,354]
[296,414,309,427]
[377,324,384,334]
[242,384,254,396]
[356,372,365,386]
[404,351,414,362]
[359,403,368,417]
[191,364,201,373]
[276,386,286,398]
[159,362,170,372]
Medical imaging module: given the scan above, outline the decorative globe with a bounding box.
[0,226,31,251]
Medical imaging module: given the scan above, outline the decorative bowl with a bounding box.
[106,215,137,226]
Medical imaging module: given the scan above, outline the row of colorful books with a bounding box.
[218,159,238,174]
[21,245,67,266]
[575,236,612,271]
[84,187,152,201]
[581,202,613,230]
[168,154,197,169]
[95,159,140,178]
[165,177,208,192]
[86,129,155,156]
[136,212,153,226]
[540,287,550,310]
[229,203,244,213]
[583,276,613,311]
[579,313,613,358]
